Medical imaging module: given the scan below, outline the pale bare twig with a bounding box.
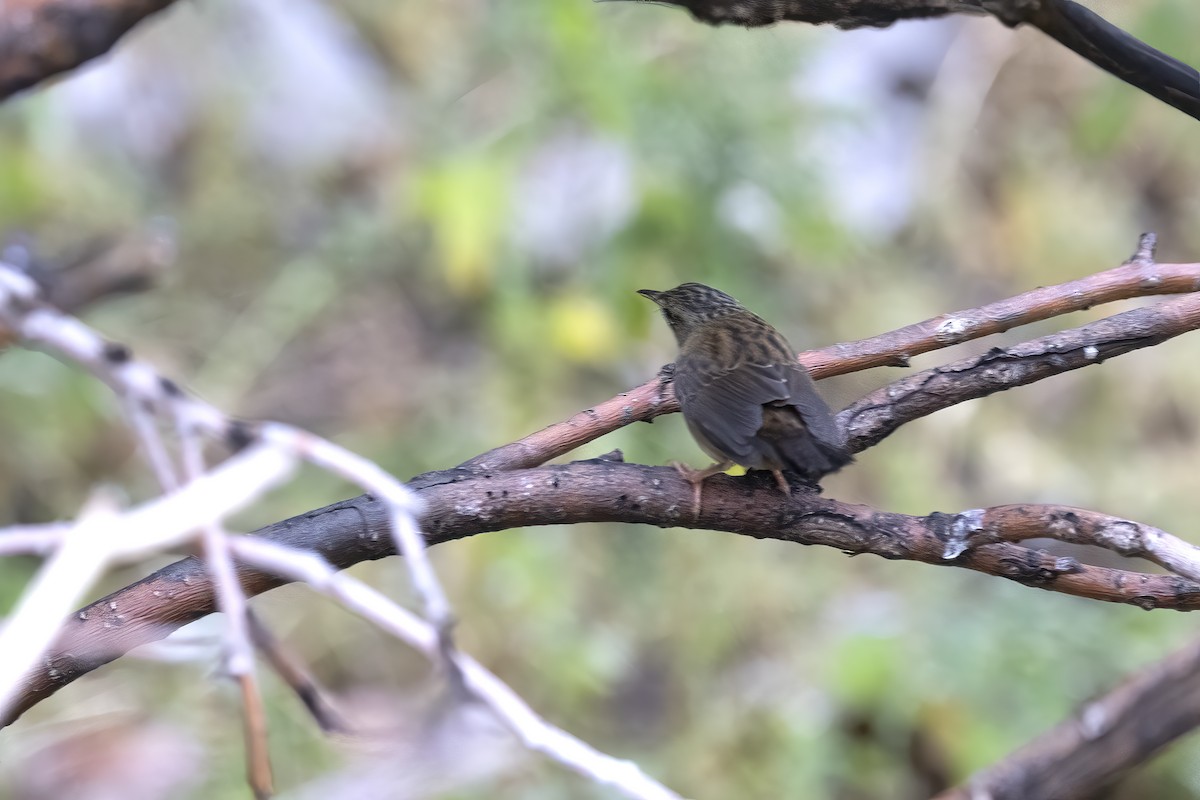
[177,418,274,798]
[0,443,294,717]
[230,536,683,800]
[0,523,69,557]
[0,258,681,800]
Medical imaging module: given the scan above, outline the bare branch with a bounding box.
[0,443,293,717]
[644,0,1200,121]
[942,505,1200,584]
[467,253,1200,471]
[247,611,350,735]
[0,0,179,102]
[936,635,1200,800]
[0,259,681,800]
[842,292,1200,451]
[231,536,684,800]
[9,460,1200,728]
[807,233,1196,375]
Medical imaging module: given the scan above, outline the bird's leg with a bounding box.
[770,469,791,496]
[671,460,732,520]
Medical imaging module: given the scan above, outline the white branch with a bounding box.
[0,444,294,719]
[231,536,684,800]
[0,259,684,799]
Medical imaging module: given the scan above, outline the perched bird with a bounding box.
[639,283,852,515]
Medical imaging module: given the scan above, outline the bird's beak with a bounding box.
[637,289,663,303]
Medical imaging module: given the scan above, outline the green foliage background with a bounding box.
[1,0,1199,797]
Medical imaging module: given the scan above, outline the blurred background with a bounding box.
[1,0,1199,797]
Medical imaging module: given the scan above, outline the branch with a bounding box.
[229,535,682,800]
[0,0,179,101]
[647,0,1200,121]
[1028,0,1200,122]
[0,259,680,800]
[936,634,1200,800]
[468,240,1200,471]
[842,291,1200,451]
[6,242,1200,797]
[9,460,1200,728]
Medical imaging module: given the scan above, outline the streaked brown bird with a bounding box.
[639,283,852,515]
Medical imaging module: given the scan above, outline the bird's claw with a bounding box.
[671,461,730,521]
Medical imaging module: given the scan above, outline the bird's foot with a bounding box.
[671,460,732,520]
[770,469,823,497]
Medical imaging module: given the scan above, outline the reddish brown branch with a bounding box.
[0,0,178,101]
[936,634,1200,800]
[811,235,1197,374]
[842,292,1200,451]
[467,280,1200,472]
[6,462,1200,728]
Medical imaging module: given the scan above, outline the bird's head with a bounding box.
[638,283,745,345]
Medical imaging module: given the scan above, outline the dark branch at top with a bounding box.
[639,0,1200,121]
[0,0,179,101]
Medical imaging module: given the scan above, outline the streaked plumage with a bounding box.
[639,283,851,512]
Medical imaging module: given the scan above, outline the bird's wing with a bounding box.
[674,349,791,464]
[780,363,846,452]
[675,347,844,463]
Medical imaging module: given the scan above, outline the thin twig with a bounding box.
[247,611,350,734]
[178,421,274,798]
[240,670,275,800]
[230,536,683,800]
[1,258,671,798]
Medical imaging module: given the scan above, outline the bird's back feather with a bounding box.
[672,311,851,479]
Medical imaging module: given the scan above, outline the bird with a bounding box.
[639,282,852,517]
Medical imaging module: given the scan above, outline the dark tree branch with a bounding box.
[936,634,1200,800]
[1028,0,1200,121]
[0,0,179,101]
[843,291,1200,451]
[647,0,1200,121]
[7,462,1200,728]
